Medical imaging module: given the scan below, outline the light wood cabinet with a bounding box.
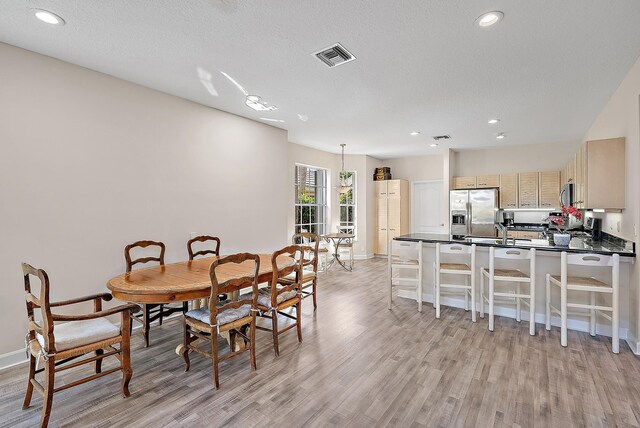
[476,174,500,188]
[452,176,476,189]
[538,171,560,209]
[499,173,518,209]
[375,179,409,254]
[518,172,539,208]
[585,138,625,210]
[574,145,585,208]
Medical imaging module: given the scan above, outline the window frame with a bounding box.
[294,164,328,237]
[338,170,357,240]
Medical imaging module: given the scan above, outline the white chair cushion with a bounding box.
[37,318,120,352]
[242,288,298,308]
[186,304,252,326]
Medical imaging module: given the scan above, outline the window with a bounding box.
[295,165,327,236]
[339,171,356,237]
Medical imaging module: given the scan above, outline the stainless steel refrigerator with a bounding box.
[450,189,499,237]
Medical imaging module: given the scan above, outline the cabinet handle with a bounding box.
[390,228,396,231]
[389,192,396,195]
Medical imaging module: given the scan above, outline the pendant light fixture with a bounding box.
[337,144,353,194]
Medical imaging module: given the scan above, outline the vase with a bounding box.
[554,232,571,246]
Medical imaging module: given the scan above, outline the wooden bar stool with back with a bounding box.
[434,243,477,321]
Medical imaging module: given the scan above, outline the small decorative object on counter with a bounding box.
[545,204,583,246]
[374,167,392,181]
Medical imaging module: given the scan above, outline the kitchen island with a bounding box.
[391,232,635,346]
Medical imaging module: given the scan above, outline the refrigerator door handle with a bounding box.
[466,202,472,236]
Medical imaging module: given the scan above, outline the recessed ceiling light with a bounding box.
[496,133,506,139]
[410,131,421,136]
[430,143,439,147]
[33,9,65,25]
[488,118,500,124]
[476,11,504,27]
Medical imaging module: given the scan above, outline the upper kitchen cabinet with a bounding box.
[499,173,518,208]
[539,171,560,208]
[585,138,625,210]
[452,176,476,189]
[476,174,500,188]
[518,172,539,208]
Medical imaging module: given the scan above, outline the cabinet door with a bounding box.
[376,228,388,254]
[575,145,585,208]
[453,176,476,189]
[585,138,625,209]
[387,180,402,197]
[518,172,539,208]
[377,197,387,228]
[375,180,387,198]
[476,174,500,188]
[538,171,560,209]
[499,173,518,208]
[387,198,401,229]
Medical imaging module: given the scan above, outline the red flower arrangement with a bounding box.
[545,205,583,232]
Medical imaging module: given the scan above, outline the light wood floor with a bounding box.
[2,258,640,427]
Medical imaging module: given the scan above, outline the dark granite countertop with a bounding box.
[394,232,635,257]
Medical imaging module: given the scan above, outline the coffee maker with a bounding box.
[502,211,514,227]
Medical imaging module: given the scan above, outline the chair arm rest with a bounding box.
[52,303,139,322]
[49,293,113,307]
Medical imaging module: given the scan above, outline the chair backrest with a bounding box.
[566,252,617,267]
[389,240,422,259]
[124,240,165,272]
[22,263,54,354]
[208,253,260,326]
[188,235,221,261]
[493,247,535,260]
[292,232,319,273]
[438,243,475,255]
[270,245,305,307]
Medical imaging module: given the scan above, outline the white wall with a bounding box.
[0,43,290,358]
[454,141,582,175]
[584,55,640,353]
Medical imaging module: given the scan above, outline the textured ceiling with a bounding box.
[1,1,640,158]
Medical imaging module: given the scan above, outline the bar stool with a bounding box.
[480,247,536,335]
[434,243,476,321]
[388,240,423,312]
[545,252,620,353]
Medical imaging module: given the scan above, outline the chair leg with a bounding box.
[471,273,476,323]
[142,305,150,348]
[296,302,303,343]
[121,313,132,398]
[211,334,220,389]
[464,276,469,311]
[40,358,55,428]
[545,274,551,331]
[250,315,257,370]
[417,266,423,313]
[589,292,596,336]
[488,276,494,332]
[271,311,280,356]
[612,278,620,354]
[312,278,318,311]
[560,283,568,347]
[22,355,36,409]
[182,322,191,372]
[95,348,104,374]
[435,266,441,319]
[516,284,521,322]
[479,271,485,319]
[229,330,237,353]
[158,304,164,326]
[529,279,536,336]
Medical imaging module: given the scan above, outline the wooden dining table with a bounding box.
[107,253,295,353]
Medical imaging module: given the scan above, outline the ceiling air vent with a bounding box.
[432,135,451,141]
[313,43,356,68]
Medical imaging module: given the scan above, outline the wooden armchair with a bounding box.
[255,245,305,356]
[181,253,260,389]
[187,235,222,310]
[21,263,137,428]
[125,240,187,347]
[285,232,320,310]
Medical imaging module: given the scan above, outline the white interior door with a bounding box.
[411,180,445,233]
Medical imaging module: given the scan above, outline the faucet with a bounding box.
[495,223,509,245]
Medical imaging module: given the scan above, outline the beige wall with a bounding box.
[0,43,290,358]
[584,55,640,353]
[454,141,582,176]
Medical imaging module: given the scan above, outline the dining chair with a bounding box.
[125,240,187,347]
[286,232,320,310]
[21,263,137,428]
[434,243,476,321]
[480,247,536,335]
[336,225,355,268]
[187,235,222,310]
[255,245,305,356]
[181,253,260,389]
[545,252,620,353]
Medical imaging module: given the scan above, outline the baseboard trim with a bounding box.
[354,254,374,260]
[396,290,630,342]
[626,331,640,355]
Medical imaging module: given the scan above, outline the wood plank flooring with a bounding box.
[2,257,640,427]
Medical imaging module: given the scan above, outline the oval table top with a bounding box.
[107,254,294,304]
